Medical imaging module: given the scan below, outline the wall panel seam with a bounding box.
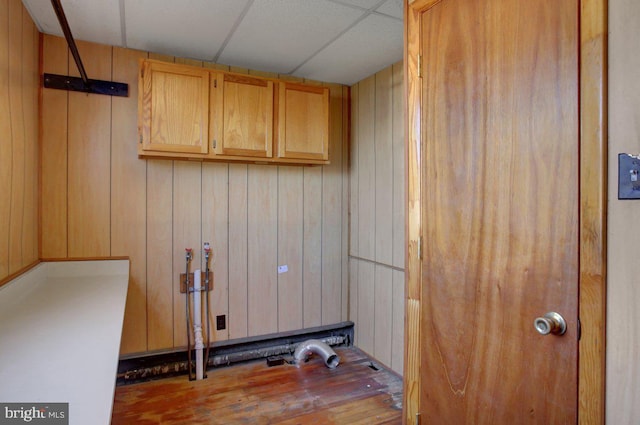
[276,167,279,331]
[170,161,175,345]
[20,8,28,268]
[7,0,16,273]
[109,46,113,257]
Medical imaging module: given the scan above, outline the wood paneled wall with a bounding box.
[349,63,405,375]
[40,35,350,355]
[607,0,640,422]
[0,0,39,284]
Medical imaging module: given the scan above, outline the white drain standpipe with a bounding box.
[193,269,204,380]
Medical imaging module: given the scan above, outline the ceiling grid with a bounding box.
[22,0,402,85]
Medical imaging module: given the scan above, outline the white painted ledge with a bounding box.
[0,260,129,425]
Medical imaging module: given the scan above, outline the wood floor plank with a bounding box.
[112,347,402,424]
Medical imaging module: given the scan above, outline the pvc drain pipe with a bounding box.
[193,270,204,380]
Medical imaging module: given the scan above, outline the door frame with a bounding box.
[403,0,608,423]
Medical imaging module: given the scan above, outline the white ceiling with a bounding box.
[22,0,404,86]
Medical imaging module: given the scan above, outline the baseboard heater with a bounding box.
[117,321,354,385]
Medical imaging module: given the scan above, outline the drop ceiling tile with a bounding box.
[22,0,405,88]
[376,0,403,20]
[23,0,122,47]
[217,0,363,74]
[295,13,402,85]
[22,0,59,34]
[334,0,383,10]
[124,0,250,61]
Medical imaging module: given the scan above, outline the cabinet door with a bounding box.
[277,82,329,162]
[212,73,274,158]
[139,60,209,154]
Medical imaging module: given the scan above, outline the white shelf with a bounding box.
[0,260,129,425]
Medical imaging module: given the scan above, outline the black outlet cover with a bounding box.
[216,315,226,331]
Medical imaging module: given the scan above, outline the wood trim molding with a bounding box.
[403,0,608,423]
[579,0,608,423]
[407,0,442,10]
[39,256,130,262]
[0,257,131,289]
[0,260,41,289]
[403,1,424,423]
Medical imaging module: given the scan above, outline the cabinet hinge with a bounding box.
[213,79,217,89]
[212,139,217,150]
[416,412,421,425]
[139,134,142,144]
[417,237,423,260]
[417,55,422,78]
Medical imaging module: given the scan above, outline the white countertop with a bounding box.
[0,260,129,425]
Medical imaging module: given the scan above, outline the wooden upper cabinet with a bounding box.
[138,60,210,155]
[277,82,329,162]
[137,59,330,165]
[211,73,274,158]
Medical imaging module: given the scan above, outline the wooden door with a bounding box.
[138,60,210,154]
[277,82,329,162]
[211,73,274,158]
[409,0,579,423]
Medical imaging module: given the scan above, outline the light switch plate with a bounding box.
[619,153,640,199]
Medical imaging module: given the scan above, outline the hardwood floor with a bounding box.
[111,347,403,424]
